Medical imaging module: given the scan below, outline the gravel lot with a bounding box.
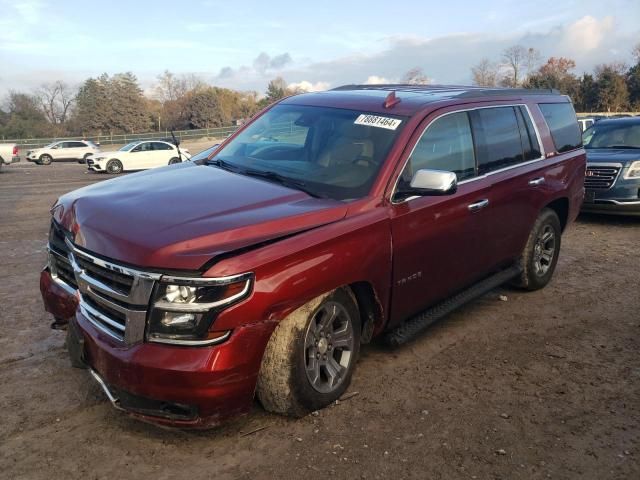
[1,160,639,480]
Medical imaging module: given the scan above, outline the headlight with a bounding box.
[93,156,105,161]
[624,160,640,179]
[147,272,253,345]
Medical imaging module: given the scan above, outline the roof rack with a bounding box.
[331,84,559,97]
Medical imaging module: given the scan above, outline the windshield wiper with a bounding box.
[604,145,640,149]
[241,169,325,198]
[206,158,240,172]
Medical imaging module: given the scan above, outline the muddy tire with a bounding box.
[256,288,361,417]
[512,208,561,291]
[40,154,52,165]
[106,159,123,174]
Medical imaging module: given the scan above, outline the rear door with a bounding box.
[466,105,548,266]
[151,142,174,167]
[388,110,497,325]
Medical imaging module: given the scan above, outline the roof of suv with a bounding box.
[282,84,564,116]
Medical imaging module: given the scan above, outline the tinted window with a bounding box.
[539,103,581,152]
[70,142,86,148]
[152,142,173,150]
[472,107,524,175]
[133,142,153,152]
[403,111,475,182]
[516,106,541,160]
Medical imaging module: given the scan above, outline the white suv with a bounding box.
[87,140,190,174]
[27,140,100,165]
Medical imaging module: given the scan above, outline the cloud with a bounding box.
[563,15,614,53]
[288,80,330,92]
[252,52,292,73]
[364,75,392,84]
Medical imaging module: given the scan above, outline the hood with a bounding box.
[586,149,640,167]
[92,150,120,158]
[52,162,348,271]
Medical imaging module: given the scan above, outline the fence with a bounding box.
[3,125,241,149]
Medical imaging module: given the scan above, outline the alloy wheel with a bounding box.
[304,301,355,394]
[533,224,556,276]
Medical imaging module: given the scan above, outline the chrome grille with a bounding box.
[585,165,621,190]
[66,240,160,344]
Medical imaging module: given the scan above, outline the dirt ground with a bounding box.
[1,158,639,480]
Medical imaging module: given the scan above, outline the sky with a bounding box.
[0,0,639,97]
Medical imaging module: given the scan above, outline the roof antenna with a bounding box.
[383,90,401,109]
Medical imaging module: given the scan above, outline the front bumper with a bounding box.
[582,175,640,216]
[40,268,274,428]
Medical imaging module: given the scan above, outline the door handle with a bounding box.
[529,177,545,186]
[468,199,489,212]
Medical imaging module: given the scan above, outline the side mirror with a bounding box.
[397,169,457,200]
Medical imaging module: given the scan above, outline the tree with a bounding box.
[264,77,289,104]
[185,87,223,128]
[501,45,540,87]
[627,43,640,109]
[109,72,152,133]
[75,75,112,134]
[35,81,76,126]
[578,74,598,112]
[525,57,580,102]
[401,67,430,85]
[1,91,51,138]
[594,63,629,112]
[471,59,498,87]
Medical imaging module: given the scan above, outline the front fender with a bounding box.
[207,207,393,338]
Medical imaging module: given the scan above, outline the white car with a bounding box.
[87,140,190,174]
[26,140,100,165]
[0,143,20,170]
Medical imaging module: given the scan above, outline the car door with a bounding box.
[129,142,154,169]
[50,142,67,160]
[151,142,174,167]
[388,110,498,325]
[70,141,90,160]
[467,105,548,265]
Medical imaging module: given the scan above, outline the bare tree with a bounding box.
[471,59,498,87]
[501,45,540,87]
[35,81,76,124]
[401,67,431,85]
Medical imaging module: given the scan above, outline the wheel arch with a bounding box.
[544,197,569,232]
[347,281,384,344]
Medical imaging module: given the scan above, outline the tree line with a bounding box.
[471,43,640,112]
[2,43,639,140]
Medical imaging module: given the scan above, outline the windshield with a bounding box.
[190,144,219,162]
[209,104,406,200]
[120,142,140,152]
[583,122,640,149]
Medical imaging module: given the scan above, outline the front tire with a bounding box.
[40,154,52,165]
[256,288,361,417]
[106,159,123,174]
[513,208,561,291]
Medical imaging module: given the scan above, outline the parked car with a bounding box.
[40,85,585,427]
[26,140,100,165]
[87,140,190,174]
[581,117,640,216]
[0,143,20,170]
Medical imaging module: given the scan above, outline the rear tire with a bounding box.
[106,159,123,174]
[79,153,92,164]
[256,288,361,417]
[40,154,52,165]
[512,208,561,291]
[168,157,181,165]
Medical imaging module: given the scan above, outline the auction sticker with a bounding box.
[354,114,402,130]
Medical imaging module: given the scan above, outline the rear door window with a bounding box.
[403,111,476,182]
[152,142,173,150]
[516,106,542,160]
[471,107,524,175]
[538,103,582,153]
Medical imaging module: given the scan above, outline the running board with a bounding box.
[384,265,522,347]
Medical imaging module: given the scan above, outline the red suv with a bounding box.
[40,85,585,427]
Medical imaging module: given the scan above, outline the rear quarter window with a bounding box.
[538,103,582,153]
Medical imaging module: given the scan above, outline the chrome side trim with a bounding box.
[88,368,122,408]
[391,103,548,204]
[148,330,232,346]
[160,271,254,286]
